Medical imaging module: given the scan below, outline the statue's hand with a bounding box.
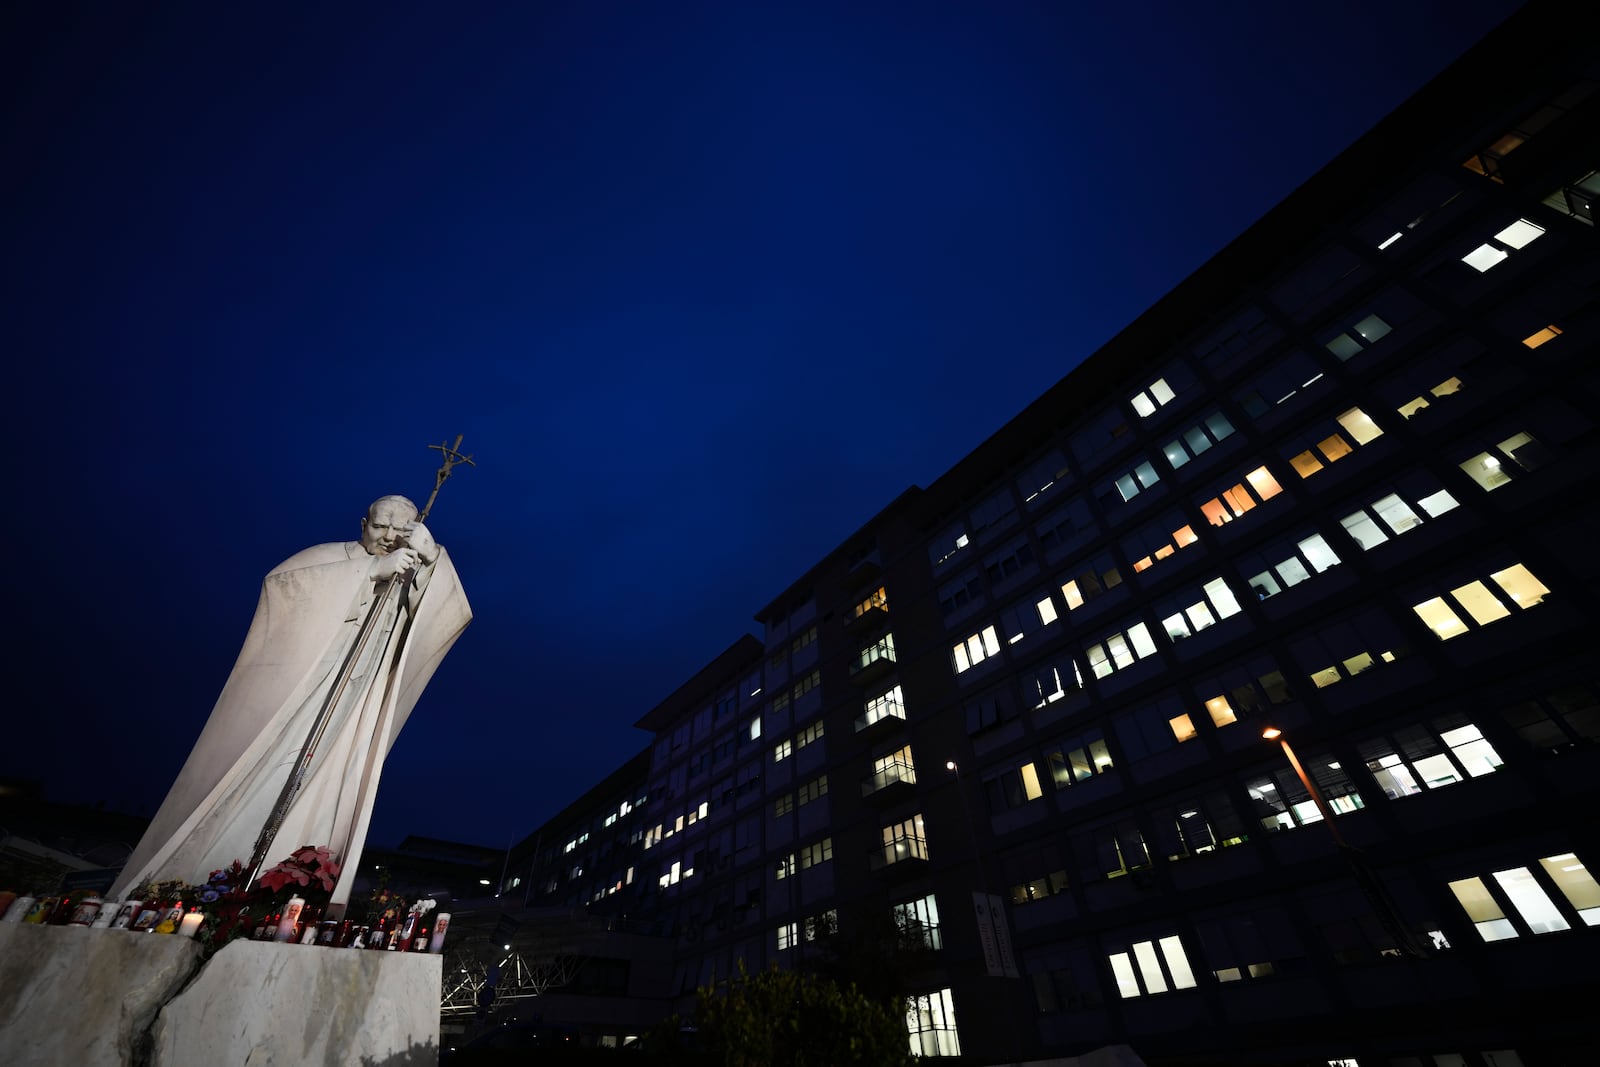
[371,546,420,582]
[403,522,440,565]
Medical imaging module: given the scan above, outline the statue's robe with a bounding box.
[111,541,471,905]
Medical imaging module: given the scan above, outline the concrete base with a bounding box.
[151,939,440,1067]
[0,924,205,1067]
[0,924,440,1067]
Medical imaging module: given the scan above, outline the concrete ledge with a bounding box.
[0,924,205,1067]
[152,939,440,1067]
[0,924,441,1067]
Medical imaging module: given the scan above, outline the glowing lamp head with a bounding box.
[1261,726,1283,740]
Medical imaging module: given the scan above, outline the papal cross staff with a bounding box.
[241,436,476,890]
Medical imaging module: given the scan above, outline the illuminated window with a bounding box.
[1161,794,1248,859]
[867,747,915,794]
[1044,733,1113,786]
[1521,324,1564,348]
[1024,654,1085,708]
[875,815,928,869]
[857,685,906,731]
[1335,407,1383,445]
[1160,576,1245,641]
[1060,555,1123,611]
[1340,481,1457,550]
[894,893,943,948]
[951,625,1001,674]
[1294,611,1409,689]
[1540,854,1600,926]
[1108,935,1198,998]
[1449,877,1517,941]
[1085,621,1160,679]
[1413,596,1468,640]
[1248,757,1363,831]
[1011,867,1069,905]
[1462,244,1509,272]
[852,586,887,619]
[906,988,961,1057]
[852,633,896,673]
[1242,532,1341,601]
[1204,695,1238,728]
[1491,563,1551,609]
[1462,218,1546,271]
[1459,431,1547,491]
[1412,563,1549,640]
[999,590,1061,645]
[1397,374,1466,419]
[1453,580,1511,626]
[795,721,824,750]
[1131,376,1178,418]
[1360,718,1501,797]
[1198,465,1284,528]
[1124,510,1199,574]
[988,760,1046,810]
[1494,867,1570,934]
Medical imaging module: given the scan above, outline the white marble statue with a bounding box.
[111,495,472,906]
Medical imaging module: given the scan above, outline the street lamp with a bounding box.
[1261,726,1428,958]
[946,761,984,865]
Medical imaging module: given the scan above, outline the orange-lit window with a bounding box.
[1204,695,1237,728]
[1522,324,1563,349]
[1222,484,1256,518]
[1290,451,1324,479]
[1245,466,1282,500]
[1317,434,1355,462]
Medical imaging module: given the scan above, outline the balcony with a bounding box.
[854,686,907,738]
[853,705,906,739]
[844,602,889,634]
[849,634,897,686]
[869,834,929,877]
[861,760,917,803]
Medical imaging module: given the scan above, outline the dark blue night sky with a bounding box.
[4,1,1525,855]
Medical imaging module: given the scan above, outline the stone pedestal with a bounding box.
[0,924,440,1067]
[151,939,440,1066]
[0,924,204,1066]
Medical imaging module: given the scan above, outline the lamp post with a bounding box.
[946,761,987,870]
[1260,726,1429,958]
[946,759,1025,1059]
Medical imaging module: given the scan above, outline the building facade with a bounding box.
[507,9,1599,1064]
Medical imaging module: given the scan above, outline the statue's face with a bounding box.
[361,500,417,555]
